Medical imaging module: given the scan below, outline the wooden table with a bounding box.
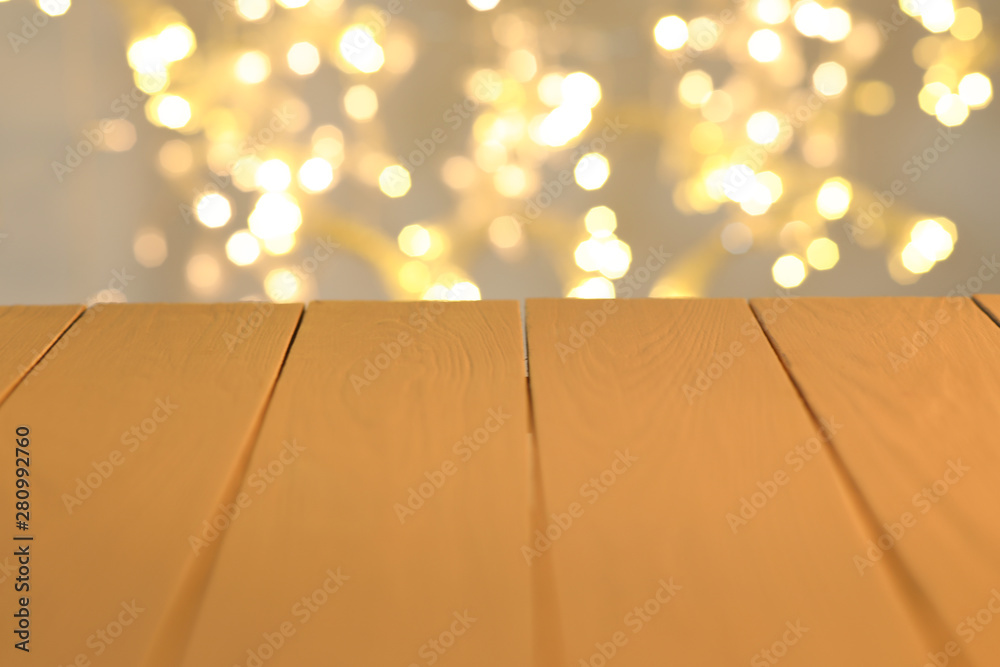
[1,297,999,667]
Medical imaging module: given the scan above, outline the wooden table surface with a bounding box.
[1,298,998,667]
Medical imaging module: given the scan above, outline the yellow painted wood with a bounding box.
[0,305,83,403]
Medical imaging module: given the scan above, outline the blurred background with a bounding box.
[0,0,996,304]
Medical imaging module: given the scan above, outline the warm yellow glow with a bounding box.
[442,156,476,189]
[398,261,432,293]
[584,206,617,238]
[757,171,783,201]
[494,165,528,197]
[748,29,782,62]
[756,0,791,24]
[506,49,537,82]
[235,0,271,21]
[101,119,136,152]
[248,193,302,240]
[287,42,321,75]
[820,8,851,42]
[574,153,610,190]
[226,231,261,266]
[149,95,191,129]
[194,193,232,228]
[186,254,221,294]
[816,177,852,220]
[133,228,167,268]
[598,239,632,280]
[958,73,992,109]
[901,242,935,274]
[935,94,969,127]
[398,224,432,257]
[691,122,724,154]
[344,85,379,121]
[568,277,615,299]
[561,72,602,109]
[806,238,839,270]
[157,24,196,62]
[379,165,412,198]
[298,157,336,193]
[921,1,955,33]
[855,81,895,116]
[793,1,825,37]
[312,125,345,165]
[654,16,688,50]
[39,0,71,16]
[574,238,603,272]
[721,222,753,254]
[687,17,720,52]
[467,0,500,10]
[537,105,592,147]
[423,281,481,301]
[277,0,309,6]
[537,73,565,107]
[488,216,523,249]
[911,219,954,261]
[265,269,304,303]
[918,82,951,115]
[813,61,848,96]
[263,234,296,255]
[679,70,713,108]
[772,255,806,288]
[701,91,733,122]
[235,51,271,84]
[339,25,385,73]
[254,159,292,192]
[746,111,781,144]
[951,7,983,41]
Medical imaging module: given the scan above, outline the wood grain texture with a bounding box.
[0,302,302,667]
[752,296,1000,667]
[525,298,927,666]
[0,305,83,403]
[181,301,531,667]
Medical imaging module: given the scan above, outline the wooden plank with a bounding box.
[752,296,1000,667]
[973,293,1000,326]
[0,305,83,403]
[181,301,530,666]
[0,302,302,667]
[524,298,928,666]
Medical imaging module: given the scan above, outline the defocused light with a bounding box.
[918,82,951,114]
[935,94,969,127]
[489,216,523,248]
[249,193,302,239]
[584,206,617,238]
[157,24,196,62]
[235,51,271,84]
[721,222,753,254]
[951,7,983,41]
[921,1,955,33]
[149,95,191,129]
[133,228,167,268]
[538,73,565,107]
[806,238,839,270]
[793,2,825,37]
[821,8,851,42]
[194,193,233,228]
[654,16,688,50]
[574,153,610,190]
[298,157,336,193]
[263,234,296,256]
[816,177,852,220]
[855,81,895,116]
[226,231,261,266]
[958,73,992,109]
[537,105,591,146]
[748,29,782,62]
[423,281,481,301]
[339,25,385,73]
[687,17,720,52]
[236,0,271,21]
[772,255,806,288]
[379,165,412,197]
[398,261,432,292]
[264,269,303,302]
[568,277,615,299]
[813,62,847,96]
[561,72,602,109]
[494,165,528,197]
[398,224,432,257]
[101,119,136,152]
[679,70,713,108]
[186,254,221,293]
[39,0,71,16]
[756,0,791,24]
[277,0,309,6]
[467,0,500,10]
[287,42,320,75]
[344,85,378,121]
[598,239,632,279]
[255,159,292,191]
[911,219,954,261]
[746,111,781,144]
[901,243,934,274]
